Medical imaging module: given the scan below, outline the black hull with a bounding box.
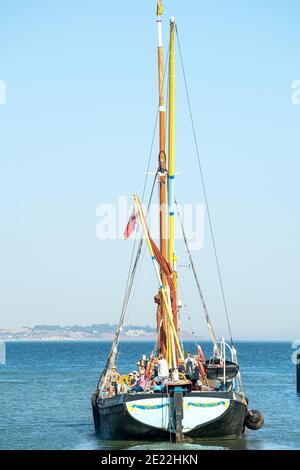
[91,391,247,441]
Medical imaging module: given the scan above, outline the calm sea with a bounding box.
[0,341,299,450]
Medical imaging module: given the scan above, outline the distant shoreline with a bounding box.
[1,338,292,343]
[0,324,197,342]
[0,324,294,342]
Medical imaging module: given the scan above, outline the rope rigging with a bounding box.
[97,171,158,391]
[177,276,198,350]
[175,201,219,354]
[175,25,234,346]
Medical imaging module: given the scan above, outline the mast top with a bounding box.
[156,1,163,17]
[170,16,176,24]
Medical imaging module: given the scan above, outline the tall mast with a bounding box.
[156,1,168,357]
[168,17,177,332]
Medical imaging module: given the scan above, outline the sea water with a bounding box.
[0,341,299,450]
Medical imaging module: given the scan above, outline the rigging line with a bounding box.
[124,244,146,326]
[98,171,158,388]
[124,108,160,309]
[175,200,219,351]
[177,277,198,349]
[176,278,188,354]
[116,173,158,367]
[141,110,159,203]
[121,170,158,331]
[175,26,234,346]
[175,285,184,355]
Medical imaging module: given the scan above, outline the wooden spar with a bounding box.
[134,194,185,364]
[168,17,176,272]
[156,5,168,358]
[167,17,178,363]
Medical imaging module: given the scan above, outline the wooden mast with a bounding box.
[156,1,168,357]
[168,17,178,359]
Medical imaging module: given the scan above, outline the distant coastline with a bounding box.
[0,324,197,342]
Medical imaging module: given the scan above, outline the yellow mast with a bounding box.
[167,18,178,364]
[168,17,176,271]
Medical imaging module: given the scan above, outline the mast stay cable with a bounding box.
[177,277,198,350]
[175,26,234,346]
[175,201,219,353]
[97,171,158,391]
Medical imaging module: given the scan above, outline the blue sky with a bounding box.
[0,0,299,339]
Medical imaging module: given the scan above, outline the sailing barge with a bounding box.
[92,2,263,442]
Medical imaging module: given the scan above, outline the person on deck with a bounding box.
[184,351,195,382]
[155,354,169,384]
[178,359,186,376]
[110,366,122,395]
[130,368,146,393]
[128,372,136,387]
[132,370,138,384]
[138,368,147,390]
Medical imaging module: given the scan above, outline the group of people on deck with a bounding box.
[100,350,205,398]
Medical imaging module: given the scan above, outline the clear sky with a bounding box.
[0,0,299,340]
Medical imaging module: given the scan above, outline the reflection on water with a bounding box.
[80,432,291,451]
[128,443,226,451]
[93,436,249,451]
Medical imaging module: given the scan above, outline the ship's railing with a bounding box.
[217,337,244,396]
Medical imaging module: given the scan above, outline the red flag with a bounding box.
[123,211,137,239]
